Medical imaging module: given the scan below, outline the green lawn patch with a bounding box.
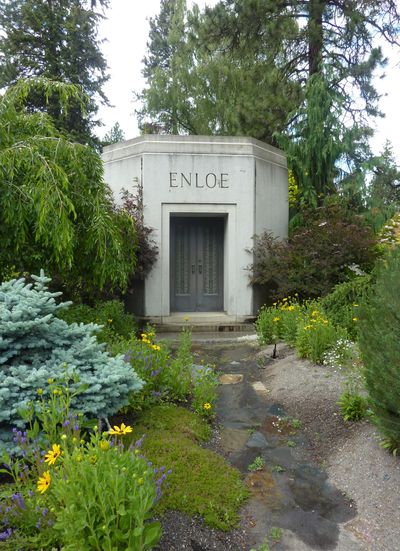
[132,404,248,531]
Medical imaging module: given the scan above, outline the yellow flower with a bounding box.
[44,444,62,466]
[37,471,51,494]
[140,333,147,339]
[353,303,359,307]
[272,316,280,323]
[89,455,97,464]
[282,297,288,302]
[151,344,161,351]
[287,305,295,312]
[352,317,358,322]
[47,378,54,385]
[183,316,189,322]
[36,388,44,395]
[99,440,110,451]
[108,423,133,436]
[107,319,113,324]
[203,403,212,410]
[138,478,144,485]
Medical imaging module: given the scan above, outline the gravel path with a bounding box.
[260,343,400,551]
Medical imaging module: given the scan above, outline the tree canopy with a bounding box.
[138,0,400,205]
[0,0,110,147]
[0,78,136,295]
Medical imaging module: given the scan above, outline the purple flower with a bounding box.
[63,420,70,427]
[11,493,26,510]
[134,435,145,449]
[0,528,12,541]
[36,519,41,529]
[73,425,79,431]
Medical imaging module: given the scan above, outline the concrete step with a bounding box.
[155,322,255,333]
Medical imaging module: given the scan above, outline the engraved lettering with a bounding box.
[195,172,204,188]
[169,172,230,189]
[181,173,191,187]
[169,172,178,187]
[205,173,217,188]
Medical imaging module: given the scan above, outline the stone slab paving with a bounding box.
[197,343,382,551]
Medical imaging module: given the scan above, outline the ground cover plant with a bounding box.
[130,404,248,531]
[0,272,143,453]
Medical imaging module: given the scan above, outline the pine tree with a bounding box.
[137,0,300,142]
[102,122,126,146]
[0,272,143,453]
[359,248,400,453]
[0,0,110,146]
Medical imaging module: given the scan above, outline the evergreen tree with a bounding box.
[0,272,143,453]
[369,141,400,207]
[137,0,301,142]
[0,0,110,146]
[278,69,373,207]
[359,248,400,453]
[102,121,126,146]
[137,0,191,134]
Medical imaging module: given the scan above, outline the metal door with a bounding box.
[170,217,224,312]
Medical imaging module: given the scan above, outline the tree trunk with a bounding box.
[308,0,325,76]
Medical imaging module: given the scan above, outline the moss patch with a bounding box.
[132,404,248,531]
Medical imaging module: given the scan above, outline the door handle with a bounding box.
[198,262,202,274]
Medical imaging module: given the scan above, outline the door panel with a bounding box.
[170,217,224,312]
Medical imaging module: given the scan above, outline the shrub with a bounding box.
[251,204,378,300]
[0,273,143,453]
[111,331,171,412]
[255,297,302,345]
[50,433,162,551]
[321,276,372,339]
[295,304,344,364]
[359,249,400,453]
[58,300,137,345]
[0,385,162,550]
[337,392,369,422]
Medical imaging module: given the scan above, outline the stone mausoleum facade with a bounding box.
[102,135,288,322]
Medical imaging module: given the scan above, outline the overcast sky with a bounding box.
[97,1,400,160]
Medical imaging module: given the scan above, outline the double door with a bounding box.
[170,217,224,312]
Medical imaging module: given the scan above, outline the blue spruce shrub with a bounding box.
[0,272,144,451]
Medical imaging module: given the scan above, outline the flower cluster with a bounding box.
[140,330,161,351]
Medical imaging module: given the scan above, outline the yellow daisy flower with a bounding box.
[203,403,212,410]
[37,471,51,494]
[108,423,133,436]
[44,444,62,466]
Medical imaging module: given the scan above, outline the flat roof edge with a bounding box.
[102,135,287,168]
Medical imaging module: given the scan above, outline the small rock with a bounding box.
[252,381,269,395]
[247,431,269,449]
[219,373,244,384]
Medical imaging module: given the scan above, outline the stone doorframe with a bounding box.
[160,203,237,318]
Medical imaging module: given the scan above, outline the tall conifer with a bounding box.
[0,0,109,146]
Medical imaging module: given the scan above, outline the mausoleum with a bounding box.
[102,135,288,323]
